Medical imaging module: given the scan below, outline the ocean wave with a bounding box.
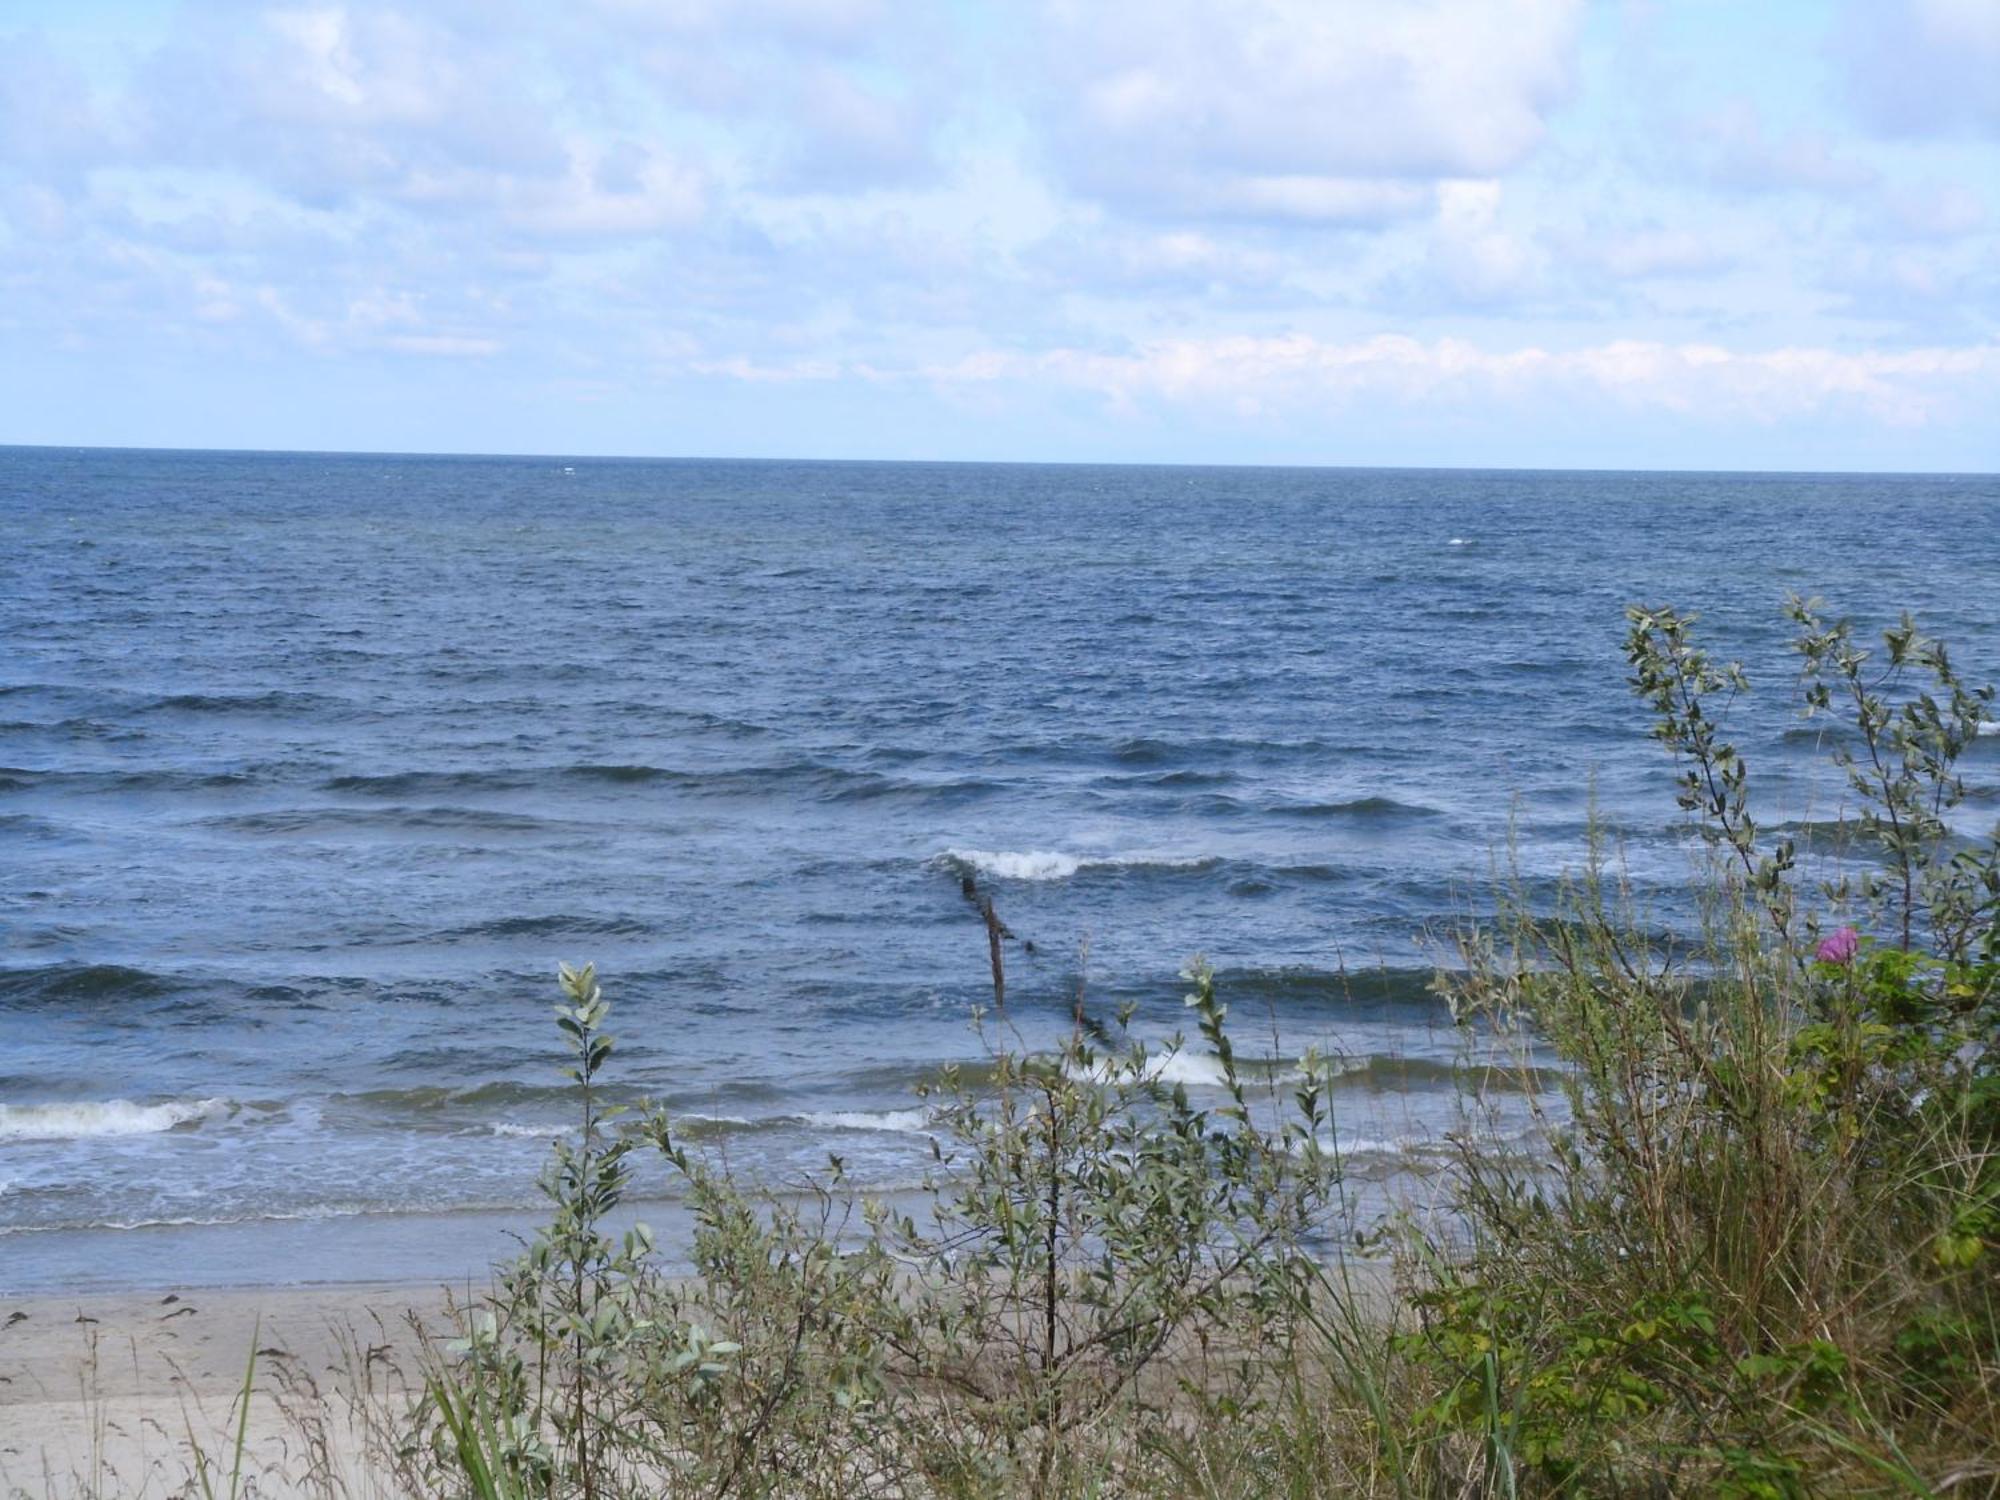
[197,804,557,836]
[1103,734,1333,767]
[0,812,66,839]
[565,763,679,784]
[1061,1044,1360,1090]
[1327,1055,1564,1094]
[943,848,1083,881]
[826,774,1002,805]
[1313,1130,1428,1156]
[937,848,1220,883]
[485,1110,759,1141]
[321,761,1002,806]
[800,1108,933,1134]
[0,715,141,741]
[1064,1049,1240,1089]
[0,1096,231,1141]
[1093,768,1242,790]
[0,1202,374,1236]
[0,767,253,794]
[438,913,657,941]
[1218,965,1448,1010]
[324,769,537,796]
[1294,1129,1444,1160]
[1767,818,1893,854]
[341,1081,646,1113]
[1301,1118,1552,1163]
[145,690,340,715]
[1271,794,1442,821]
[1779,724,1853,745]
[0,962,178,1005]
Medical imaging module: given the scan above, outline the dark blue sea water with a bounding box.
[2,449,1996,1291]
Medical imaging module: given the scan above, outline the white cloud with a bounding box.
[928,334,2000,428]
[1,0,1995,464]
[499,143,708,239]
[1033,0,1583,220]
[1416,180,1544,304]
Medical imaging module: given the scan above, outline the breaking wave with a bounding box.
[0,1097,232,1142]
[937,848,1220,883]
[800,1109,933,1134]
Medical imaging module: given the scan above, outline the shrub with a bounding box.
[1388,598,1999,1495]
[418,964,1343,1496]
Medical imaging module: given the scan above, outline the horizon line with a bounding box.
[3,441,1993,481]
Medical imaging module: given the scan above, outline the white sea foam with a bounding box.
[946,848,1082,881]
[0,1097,229,1142]
[1064,1049,1266,1089]
[0,1203,371,1236]
[1140,1051,1233,1088]
[1290,1131,1426,1158]
[489,1110,751,1139]
[487,1120,565,1139]
[801,1109,932,1134]
[1979,718,1999,737]
[941,848,1213,883]
[1447,537,1472,547]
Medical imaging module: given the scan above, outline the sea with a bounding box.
[2,448,1996,1292]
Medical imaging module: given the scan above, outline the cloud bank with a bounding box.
[0,0,1994,467]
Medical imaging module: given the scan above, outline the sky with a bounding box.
[1,0,1996,470]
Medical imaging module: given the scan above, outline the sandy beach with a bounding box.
[0,1282,454,1499]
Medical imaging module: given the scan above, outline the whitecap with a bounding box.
[1291,1131,1426,1158]
[0,1097,230,1142]
[801,1109,932,1134]
[1064,1049,1254,1089]
[944,848,1081,881]
[486,1120,565,1139]
[939,848,1215,883]
[1139,1051,1233,1088]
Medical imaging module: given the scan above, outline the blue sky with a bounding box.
[2,0,1995,469]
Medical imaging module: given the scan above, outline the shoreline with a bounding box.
[0,1204,555,1301]
[0,1261,1406,1497]
[0,1281,452,1497]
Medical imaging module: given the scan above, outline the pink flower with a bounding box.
[1815,926,1860,966]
